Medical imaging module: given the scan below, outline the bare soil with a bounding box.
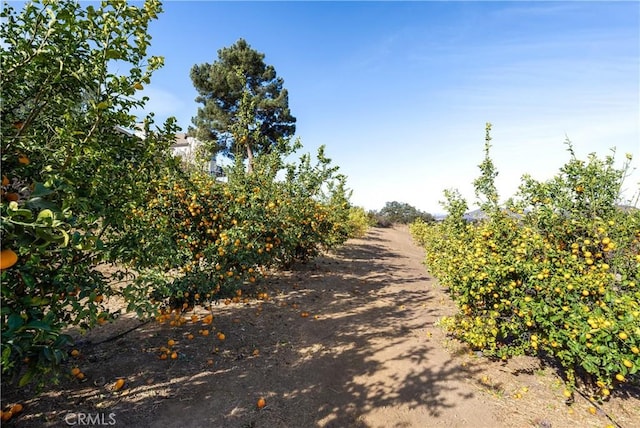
[2,226,639,427]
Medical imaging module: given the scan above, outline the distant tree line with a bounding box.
[369,201,435,227]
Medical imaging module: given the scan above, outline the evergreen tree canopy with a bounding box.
[379,201,435,224]
[189,38,296,166]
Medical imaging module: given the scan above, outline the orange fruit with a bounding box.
[71,367,81,376]
[170,352,178,360]
[1,175,9,186]
[76,372,85,380]
[0,249,18,270]
[187,334,194,340]
[200,329,209,336]
[18,154,29,165]
[257,397,266,409]
[167,339,176,347]
[114,378,125,391]
[9,404,23,415]
[217,332,226,341]
[71,349,80,357]
[1,410,13,421]
[159,353,168,360]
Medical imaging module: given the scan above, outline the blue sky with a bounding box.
[138,1,640,214]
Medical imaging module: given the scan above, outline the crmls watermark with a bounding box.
[64,412,117,426]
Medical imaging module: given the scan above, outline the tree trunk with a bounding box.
[246,144,254,174]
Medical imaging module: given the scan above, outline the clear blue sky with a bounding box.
[138,0,640,214]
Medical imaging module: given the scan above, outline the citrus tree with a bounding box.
[0,0,178,386]
[411,124,639,398]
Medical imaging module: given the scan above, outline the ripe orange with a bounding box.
[18,154,30,165]
[167,339,176,347]
[0,249,18,270]
[114,378,125,391]
[9,404,23,415]
[257,397,266,409]
[1,175,8,186]
[159,353,168,360]
[71,349,80,357]
[217,332,226,341]
[71,367,81,376]
[1,410,13,421]
[76,372,85,380]
[170,352,178,359]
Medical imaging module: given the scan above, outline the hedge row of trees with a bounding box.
[0,0,363,388]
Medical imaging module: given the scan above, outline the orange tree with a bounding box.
[0,0,178,386]
[128,136,354,310]
[411,124,639,398]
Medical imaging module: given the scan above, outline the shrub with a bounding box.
[346,207,371,238]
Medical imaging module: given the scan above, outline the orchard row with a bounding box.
[411,127,639,399]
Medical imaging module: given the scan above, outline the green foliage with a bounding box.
[346,207,372,239]
[190,38,296,163]
[412,127,640,397]
[1,0,176,387]
[375,201,434,225]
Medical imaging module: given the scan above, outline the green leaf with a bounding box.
[23,320,53,332]
[8,208,33,220]
[21,296,51,307]
[43,346,53,362]
[31,183,54,198]
[37,209,55,222]
[26,197,59,211]
[18,369,34,387]
[7,313,24,332]
[105,49,121,59]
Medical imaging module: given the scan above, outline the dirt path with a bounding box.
[151,225,505,428]
[4,226,639,427]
